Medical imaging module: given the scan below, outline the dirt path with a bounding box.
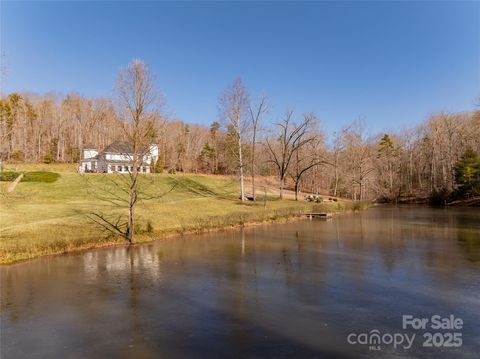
[6,173,24,193]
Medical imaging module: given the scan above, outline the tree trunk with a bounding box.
[238,135,245,201]
[127,195,134,243]
[251,141,256,201]
[389,161,393,195]
[127,154,138,243]
[409,151,413,195]
[279,176,284,199]
[431,153,436,191]
[333,161,338,197]
[8,133,13,161]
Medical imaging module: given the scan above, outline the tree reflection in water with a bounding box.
[1,207,479,358]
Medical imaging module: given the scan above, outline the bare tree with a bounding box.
[289,131,326,200]
[265,111,317,199]
[85,59,164,243]
[116,59,160,241]
[341,120,375,200]
[219,78,249,201]
[248,95,268,200]
[330,129,346,197]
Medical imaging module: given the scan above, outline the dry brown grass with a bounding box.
[0,164,359,264]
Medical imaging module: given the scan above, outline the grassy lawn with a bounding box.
[0,164,358,264]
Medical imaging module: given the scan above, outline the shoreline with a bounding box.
[1,167,371,265]
[0,207,364,266]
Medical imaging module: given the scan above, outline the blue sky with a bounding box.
[1,1,479,135]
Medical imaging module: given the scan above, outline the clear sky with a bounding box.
[1,1,479,135]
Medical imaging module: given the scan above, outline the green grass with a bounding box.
[0,172,20,181]
[0,164,363,264]
[22,171,61,183]
[1,170,61,183]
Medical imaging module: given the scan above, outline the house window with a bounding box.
[142,167,146,172]
[124,165,129,172]
[84,164,88,172]
[130,166,133,172]
[117,165,122,172]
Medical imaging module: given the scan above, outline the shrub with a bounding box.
[146,221,153,233]
[133,221,154,235]
[429,188,450,207]
[0,171,20,181]
[134,224,143,235]
[22,171,60,183]
[42,153,54,164]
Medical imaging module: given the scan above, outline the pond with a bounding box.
[1,206,479,358]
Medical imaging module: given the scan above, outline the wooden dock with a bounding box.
[304,212,333,219]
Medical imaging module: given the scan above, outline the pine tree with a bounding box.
[155,155,164,173]
[454,148,480,197]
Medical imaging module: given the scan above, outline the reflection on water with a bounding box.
[1,207,480,358]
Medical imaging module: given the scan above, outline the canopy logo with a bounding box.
[347,330,415,351]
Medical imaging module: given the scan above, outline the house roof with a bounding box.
[82,141,154,161]
[102,141,134,154]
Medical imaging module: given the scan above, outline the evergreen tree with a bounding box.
[198,143,215,173]
[454,148,480,197]
[377,134,399,199]
[155,155,164,173]
[150,155,164,173]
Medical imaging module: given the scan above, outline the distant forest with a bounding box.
[1,83,479,203]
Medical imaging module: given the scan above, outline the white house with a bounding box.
[79,141,159,173]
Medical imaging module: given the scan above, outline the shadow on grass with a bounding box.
[165,176,234,199]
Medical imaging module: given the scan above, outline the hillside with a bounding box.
[0,164,355,264]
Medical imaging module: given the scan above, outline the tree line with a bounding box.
[1,65,479,203]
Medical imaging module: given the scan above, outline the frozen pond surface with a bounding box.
[1,206,480,358]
